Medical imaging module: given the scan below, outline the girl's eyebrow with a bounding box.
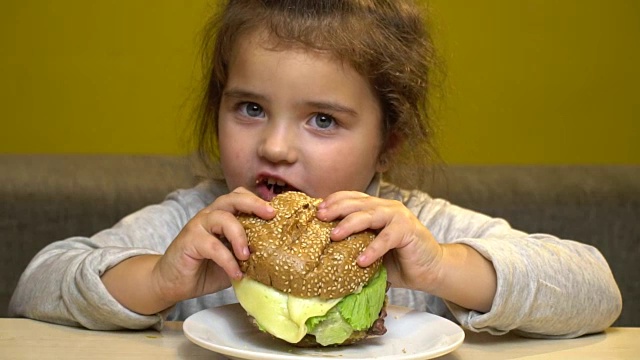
[305,100,359,117]
[223,88,267,101]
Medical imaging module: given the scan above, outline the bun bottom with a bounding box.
[293,331,370,347]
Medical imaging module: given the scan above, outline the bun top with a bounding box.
[237,192,381,300]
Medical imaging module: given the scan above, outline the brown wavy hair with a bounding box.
[194,0,441,188]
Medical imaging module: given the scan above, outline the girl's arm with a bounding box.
[101,254,171,316]
[428,242,497,313]
[9,186,210,329]
[398,187,622,338]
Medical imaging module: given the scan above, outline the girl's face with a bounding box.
[218,31,386,200]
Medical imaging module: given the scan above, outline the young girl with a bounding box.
[10,0,621,337]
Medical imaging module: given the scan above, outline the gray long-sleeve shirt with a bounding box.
[9,178,622,338]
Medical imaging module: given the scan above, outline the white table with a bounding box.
[0,319,637,359]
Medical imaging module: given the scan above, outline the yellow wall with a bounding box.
[429,1,640,163]
[1,0,638,164]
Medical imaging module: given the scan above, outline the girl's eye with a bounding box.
[240,102,265,118]
[310,113,336,130]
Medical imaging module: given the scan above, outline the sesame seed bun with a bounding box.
[237,191,382,299]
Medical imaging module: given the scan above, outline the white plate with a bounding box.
[183,303,464,360]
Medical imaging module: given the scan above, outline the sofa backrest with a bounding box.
[1,155,198,319]
[1,155,638,326]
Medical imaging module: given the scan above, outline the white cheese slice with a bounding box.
[232,277,342,343]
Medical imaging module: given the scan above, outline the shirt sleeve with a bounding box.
[8,184,215,330]
[385,185,622,338]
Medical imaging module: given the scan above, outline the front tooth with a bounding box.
[276,180,286,186]
[267,178,276,185]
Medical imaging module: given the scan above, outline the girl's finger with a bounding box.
[328,207,391,240]
[356,224,405,267]
[185,224,244,280]
[205,187,276,220]
[196,209,252,261]
[320,197,404,240]
[320,190,369,205]
[317,191,370,216]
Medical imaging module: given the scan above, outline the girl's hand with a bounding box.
[153,187,275,304]
[316,191,496,313]
[102,187,275,315]
[316,191,443,293]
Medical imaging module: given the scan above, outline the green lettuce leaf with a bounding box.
[337,266,387,330]
[308,308,353,346]
[306,266,387,341]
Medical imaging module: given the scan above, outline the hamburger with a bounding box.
[231,191,388,347]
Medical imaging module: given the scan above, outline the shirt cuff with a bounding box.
[444,237,538,335]
[62,247,165,330]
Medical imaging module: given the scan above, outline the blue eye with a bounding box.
[311,113,335,129]
[240,102,265,118]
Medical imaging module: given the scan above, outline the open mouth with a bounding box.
[256,177,298,200]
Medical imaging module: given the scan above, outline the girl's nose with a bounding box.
[257,123,298,164]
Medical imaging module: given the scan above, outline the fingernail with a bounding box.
[357,254,367,264]
[242,246,250,257]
